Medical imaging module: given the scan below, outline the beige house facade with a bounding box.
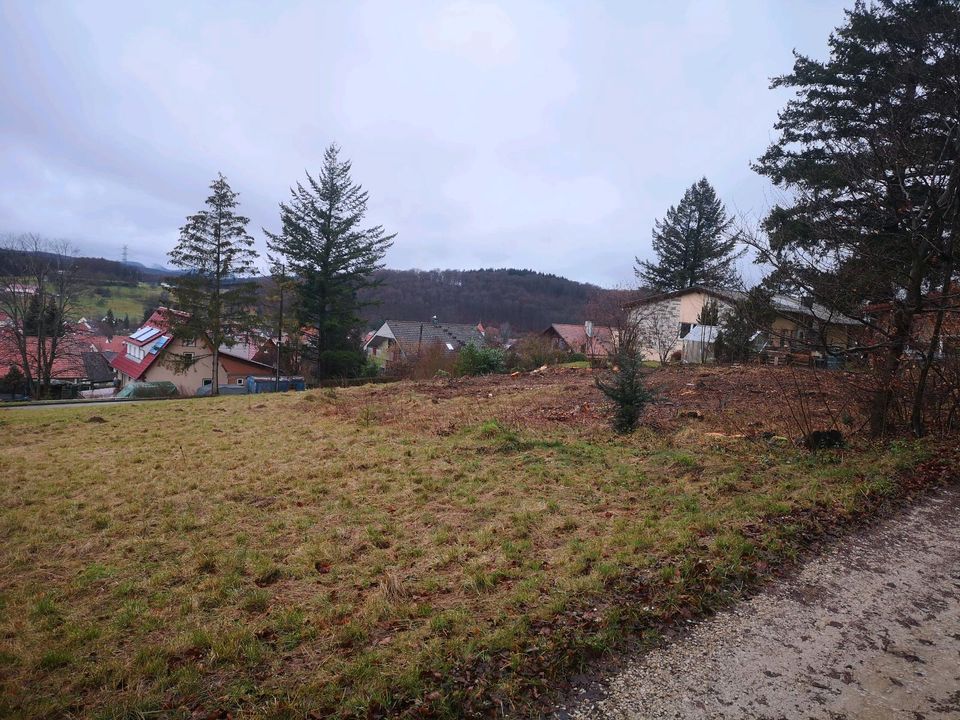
[111,308,274,395]
[627,287,859,363]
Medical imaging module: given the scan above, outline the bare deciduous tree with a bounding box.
[0,234,83,399]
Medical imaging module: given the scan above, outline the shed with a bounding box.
[681,325,718,364]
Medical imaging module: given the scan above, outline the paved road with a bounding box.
[555,485,960,720]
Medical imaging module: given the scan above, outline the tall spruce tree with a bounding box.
[636,178,744,290]
[752,0,960,436]
[266,144,395,380]
[167,174,259,395]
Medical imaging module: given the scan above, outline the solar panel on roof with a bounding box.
[139,328,161,343]
[130,327,149,341]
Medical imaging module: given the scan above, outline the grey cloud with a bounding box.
[1,0,848,285]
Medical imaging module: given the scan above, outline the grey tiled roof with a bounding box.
[81,351,115,383]
[380,320,486,356]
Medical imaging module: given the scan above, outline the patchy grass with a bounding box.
[73,282,162,323]
[0,368,949,718]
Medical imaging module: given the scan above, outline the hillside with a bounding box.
[5,250,619,333]
[359,268,606,332]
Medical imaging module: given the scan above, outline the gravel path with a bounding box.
[555,485,960,720]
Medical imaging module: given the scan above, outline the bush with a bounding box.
[456,344,505,376]
[390,341,458,380]
[506,336,567,371]
[0,366,26,396]
[317,350,366,379]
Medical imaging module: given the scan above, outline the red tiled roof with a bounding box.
[0,329,96,380]
[89,335,127,354]
[107,308,178,379]
[220,351,275,375]
[110,349,157,381]
[545,323,615,357]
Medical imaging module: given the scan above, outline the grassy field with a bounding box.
[73,282,162,323]
[0,368,947,718]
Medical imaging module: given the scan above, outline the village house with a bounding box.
[363,318,486,370]
[0,324,116,398]
[626,286,860,364]
[110,308,275,395]
[541,322,615,360]
[864,287,960,360]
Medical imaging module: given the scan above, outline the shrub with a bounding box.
[389,341,458,380]
[0,366,26,396]
[317,350,366,379]
[507,335,566,371]
[456,344,505,376]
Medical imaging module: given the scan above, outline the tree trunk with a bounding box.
[869,253,926,436]
[910,232,957,436]
[211,344,220,396]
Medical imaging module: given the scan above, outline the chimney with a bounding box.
[584,320,594,338]
[431,315,439,327]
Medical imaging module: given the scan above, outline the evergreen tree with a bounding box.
[696,297,721,326]
[167,174,259,395]
[752,0,960,436]
[636,178,744,291]
[104,308,116,339]
[266,144,395,380]
[715,288,776,363]
[595,320,653,433]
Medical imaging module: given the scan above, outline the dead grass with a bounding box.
[0,366,948,718]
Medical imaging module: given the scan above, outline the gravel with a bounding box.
[553,485,960,720]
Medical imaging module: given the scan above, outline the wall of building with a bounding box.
[768,316,851,351]
[140,339,223,396]
[631,298,681,361]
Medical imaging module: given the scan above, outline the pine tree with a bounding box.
[636,178,744,291]
[167,174,259,395]
[752,0,960,436]
[266,144,395,380]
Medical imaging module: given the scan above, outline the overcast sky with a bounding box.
[1,1,847,287]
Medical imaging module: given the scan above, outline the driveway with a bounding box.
[555,485,960,719]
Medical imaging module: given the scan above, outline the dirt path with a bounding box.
[555,485,960,720]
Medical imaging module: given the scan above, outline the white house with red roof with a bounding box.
[110,308,275,395]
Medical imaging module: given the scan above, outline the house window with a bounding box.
[183,338,196,347]
[679,322,692,338]
[182,352,194,364]
[236,378,244,385]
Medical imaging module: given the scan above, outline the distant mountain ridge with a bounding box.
[4,249,616,333]
[358,268,608,332]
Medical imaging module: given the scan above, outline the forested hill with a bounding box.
[3,249,612,333]
[358,268,605,332]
